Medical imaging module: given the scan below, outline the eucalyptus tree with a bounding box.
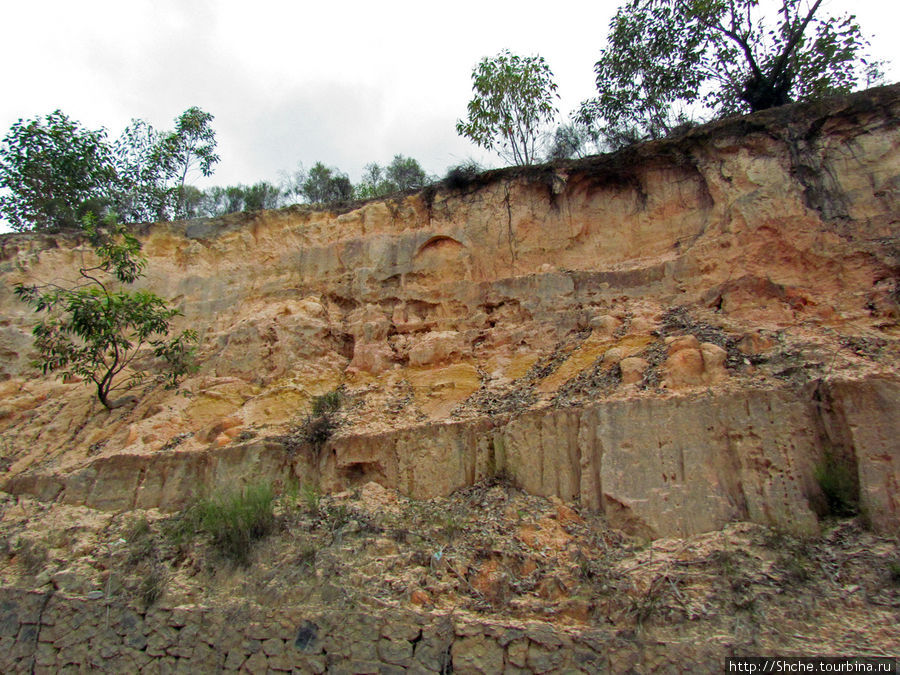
[457,50,559,166]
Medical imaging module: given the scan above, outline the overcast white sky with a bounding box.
[1,0,898,208]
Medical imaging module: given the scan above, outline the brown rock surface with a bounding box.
[0,85,898,547]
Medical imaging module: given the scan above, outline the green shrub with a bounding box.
[288,388,344,452]
[311,389,342,416]
[193,482,275,565]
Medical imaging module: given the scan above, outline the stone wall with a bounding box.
[0,588,728,673]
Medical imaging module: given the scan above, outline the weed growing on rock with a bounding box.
[311,389,342,416]
[13,538,47,576]
[124,516,155,565]
[286,388,344,452]
[139,565,167,608]
[161,483,276,566]
[297,544,318,569]
[301,482,321,515]
[193,483,275,565]
[888,560,900,586]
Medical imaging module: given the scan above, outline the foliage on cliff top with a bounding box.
[457,50,559,166]
[579,0,884,144]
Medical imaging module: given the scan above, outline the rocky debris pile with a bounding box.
[0,479,897,664]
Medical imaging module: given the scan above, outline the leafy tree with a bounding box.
[14,214,198,410]
[456,50,559,166]
[354,155,429,199]
[354,163,392,199]
[110,118,171,223]
[197,182,284,216]
[179,185,207,219]
[545,123,599,161]
[0,111,115,231]
[386,155,428,191]
[580,0,884,142]
[154,107,220,218]
[241,181,283,212]
[299,162,353,204]
[200,185,244,217]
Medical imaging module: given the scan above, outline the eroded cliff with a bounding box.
[0,85,898,541]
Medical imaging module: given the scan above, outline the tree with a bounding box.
[155,107,219,218]
[299,162,353,204]
[456,50,559,166]
[386,155,428,191]
[179,185,207,219]
[110,118,171,223]
[545,123,599,161]
[354,155,429,199]
[14,214,197,410]
[580,0,884,142]
[241,181,283,212]
[0,111,115,231]
[197,182,284,216]
[354,163,391,199]
[199,185,244,217]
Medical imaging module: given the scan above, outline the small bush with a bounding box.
[193,483,275,565]
[443,161,482,191]
[325,504,351,531]
[289,388,344,452]
[311,389,342,416]
[299,413,336,448]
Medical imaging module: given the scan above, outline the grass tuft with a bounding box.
[170,482,276,566]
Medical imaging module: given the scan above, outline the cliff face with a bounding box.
[1,86,899,538]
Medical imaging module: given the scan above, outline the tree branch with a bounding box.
[769,0,823,81]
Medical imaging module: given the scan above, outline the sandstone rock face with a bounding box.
[1,85,899,538]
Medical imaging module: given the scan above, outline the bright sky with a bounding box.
[1,0,897,222]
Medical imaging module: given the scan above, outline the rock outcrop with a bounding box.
[1,85,899,539]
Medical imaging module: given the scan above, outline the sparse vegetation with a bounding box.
[138,565,167,608]
[287,389,344,452]
[814,450,859,517]
[300,482,321,515]
[13,538,48,576]
[192,482,275,565]
[159,482,276,566]
[124,515,155,565]
[442,161,483,191]
[310,389,342,416]
[888,560,900,586]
